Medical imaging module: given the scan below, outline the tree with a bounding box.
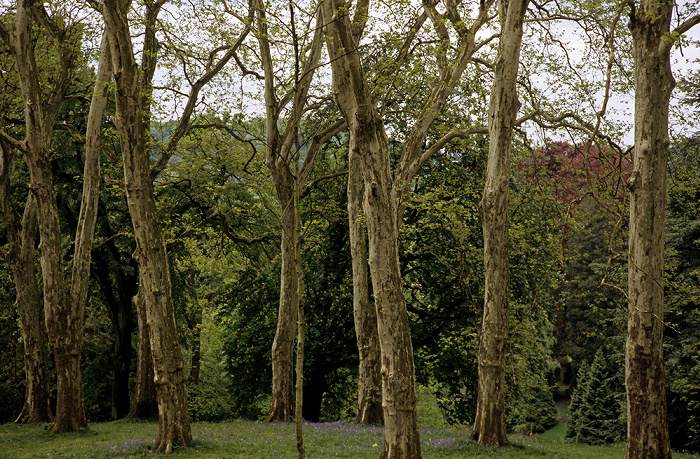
[472,0,529,446]
[103,0,257,447]
[565,360,589,441]
[566,350,624,445]
[102,0,192,450]
[347,124,382,425]
[322,2,422,456]
[0,142,49,424]
[322,0,503,454]
[625,1,700,457]
[0,0,107,432]
[250,0,344,425]
[0,27,50,424]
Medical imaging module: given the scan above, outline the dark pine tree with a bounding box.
[569,350,624,445]
[565,360,589,441]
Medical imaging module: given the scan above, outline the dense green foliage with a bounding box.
[665,133,700,452]
[565,350,624,445]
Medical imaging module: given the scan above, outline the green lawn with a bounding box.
[1,419,699,458]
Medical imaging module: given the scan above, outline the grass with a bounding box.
[2,391,698,458]
[2,418,700,458]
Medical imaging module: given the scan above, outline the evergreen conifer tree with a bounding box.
[565,361,589,441]
[568,350,624,445]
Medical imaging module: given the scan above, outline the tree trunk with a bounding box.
[267,183,300,421]
[103,0,192,451]
[2,0,87,434]
[347,132,383,425]
[127,289,157,419]
[254,0,325,423]
[322,4,422,456]
[625,1,681,456]
[361,127,421,459]
[12,196,52,423]
[94,224,138,420]
[472,0,527,447]
[0,144,52,423]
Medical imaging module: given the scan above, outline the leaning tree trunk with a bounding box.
[0,144,52,424]
[322,3,422,456]
[103,0,192,451]
[26,127,87,435]
[625,0,681,456]
[472,0,527,447]
[347,132,383,425]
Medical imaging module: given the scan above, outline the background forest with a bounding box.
[0,0,699,456]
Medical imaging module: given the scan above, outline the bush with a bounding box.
[187,383,236,422]
[507,385,559,434]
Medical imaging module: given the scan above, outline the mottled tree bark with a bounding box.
[127,289,157,419]
[625,1,699,457]
[347,133,383,425]
[266,177,299,421]
[252,0,326,423]
[472,0,527,447]
[103,0,191,451]
[322,3,421,456]
[0,0,95,433]
[0,143,52,424]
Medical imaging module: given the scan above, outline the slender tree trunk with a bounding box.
[103,0,191,451]
[12,197,52,424]
[0,144,52,423]
[625,1,686,456]
[267,184,300,421]
[295,185,306,458]
[25,66,86,437]
[28,138,87,434]
[322,4,421,456]
[254,0,325,422]
[347,133,383,425]
[127,289,157,419]
[472,0,527,447]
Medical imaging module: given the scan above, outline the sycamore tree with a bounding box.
[472,0,529,445]
[101,0,254,450]
[248,0,344,430]
[624,1,700,457]
[0,0,108,431]
[321,0,504,454]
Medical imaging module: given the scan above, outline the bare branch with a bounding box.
[0,129,26,152]
[150,0,254,179]
[299,170,348,199]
